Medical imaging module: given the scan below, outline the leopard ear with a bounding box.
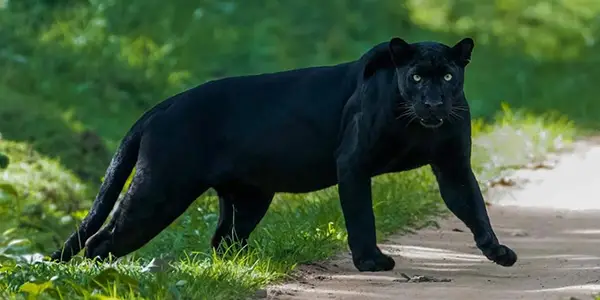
[362,37,412,79]
[388,37,412,67]
[452,37,475,67]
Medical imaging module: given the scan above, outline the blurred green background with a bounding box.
[0,1,594,298]
[1,0,599,182]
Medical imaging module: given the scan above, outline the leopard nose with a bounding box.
[424,101,443,110]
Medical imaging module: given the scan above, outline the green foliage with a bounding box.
[0,140,89,209]
[0,140,90,258]
[0,0,587,299]
[405,0,600,60]
[0,87,111,180]
[471,103,576,182]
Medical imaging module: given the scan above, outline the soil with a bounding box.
[265,139,600,300]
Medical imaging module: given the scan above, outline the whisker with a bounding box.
[396,109,414,115]
[405,115,418,128]
[452,106,469,112]
[449,110,464,120]
[395,110,415,120]
[395,104,413,111]
[395,103,417,121]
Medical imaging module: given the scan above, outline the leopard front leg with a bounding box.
[430,160,517,267]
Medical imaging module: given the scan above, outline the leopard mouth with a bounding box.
[419,118,444,129]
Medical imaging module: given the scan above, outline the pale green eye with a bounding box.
[412,74,422,82]
[443,73,453,81]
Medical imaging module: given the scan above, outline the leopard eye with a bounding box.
[412,74,422,82]
[443,73,453,81]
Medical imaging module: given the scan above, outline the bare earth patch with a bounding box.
[267,139,600,300]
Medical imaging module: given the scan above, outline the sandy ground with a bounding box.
[266,139,600,300]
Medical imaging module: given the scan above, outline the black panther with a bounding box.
[51,37,517,272]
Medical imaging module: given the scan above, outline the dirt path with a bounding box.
[267,140,600,300]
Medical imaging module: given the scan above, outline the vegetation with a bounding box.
[0,0,591,299]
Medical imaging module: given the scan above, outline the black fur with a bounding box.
[50,37,517,272]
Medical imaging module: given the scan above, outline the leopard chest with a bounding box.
[368,139,437,176]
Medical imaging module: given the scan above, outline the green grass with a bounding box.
[0,106,576,300]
